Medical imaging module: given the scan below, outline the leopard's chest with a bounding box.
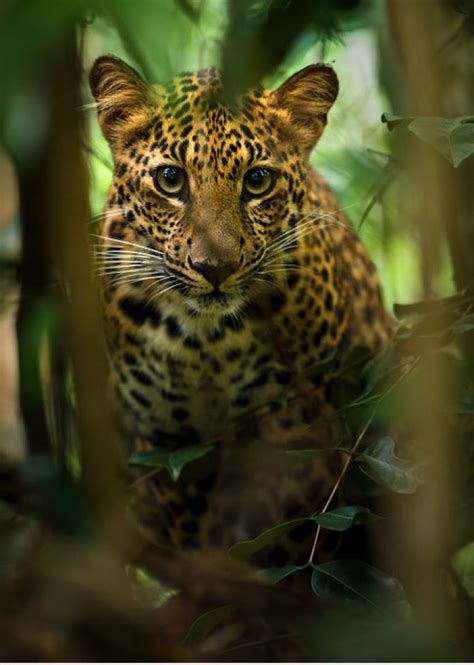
[112,311,292,444]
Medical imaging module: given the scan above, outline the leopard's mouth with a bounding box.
[184,287,245,316]
[163,269,249,316]
[206,288,230,303]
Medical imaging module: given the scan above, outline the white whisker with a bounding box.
[93,251,163,260]
[93,258,159,269]
[95,268,160,279]
[104,271,173,283]
[105,272,178,289]
[106,275,160,288]
[91,234,165,260]
[80,101,99,110]
[265,205,356,256]
[146,280,182,305]
[89,208,123,224]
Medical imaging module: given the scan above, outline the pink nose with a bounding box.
[190,259,239,286]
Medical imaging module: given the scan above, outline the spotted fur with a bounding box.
[90,55,393,566]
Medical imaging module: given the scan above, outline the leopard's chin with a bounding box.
[186,290,245,317]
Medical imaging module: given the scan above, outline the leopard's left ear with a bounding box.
[270,64,339,150]
[89,54,153,150]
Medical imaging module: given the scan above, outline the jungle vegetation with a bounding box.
[0,0,474,660]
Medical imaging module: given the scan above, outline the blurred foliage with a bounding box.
[1,0,474,661]
[452,541,474,598]
[129,442,213,481]
[383,112,474,167]
[221,0,372,100]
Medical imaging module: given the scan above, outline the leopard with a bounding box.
[89,55,394,574]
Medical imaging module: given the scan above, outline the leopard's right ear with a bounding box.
[89,55,152,149]
[270,64,339,151]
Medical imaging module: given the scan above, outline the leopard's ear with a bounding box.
[89,55,152,149]
[270,64,339,150]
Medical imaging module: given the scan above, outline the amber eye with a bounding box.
[243,167,275,197]
[152,166,186,196]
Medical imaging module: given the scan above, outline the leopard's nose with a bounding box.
[190,259,239,286]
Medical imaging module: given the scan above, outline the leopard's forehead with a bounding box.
[163,66,224,100]
[159,67,268,114]
[149,68,277,140]
[139,68,288,179]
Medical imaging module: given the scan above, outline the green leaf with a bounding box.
[381,112,416,130]
[340,391,386,412]
[229,507,381,561]
[356,437,422,494]
[393,289,473,319]
[382,113,474,167]
[451,542,474,598]
[128,444,212,481]
[259,565,305,584]
[451,313,474,335]
[184,605,234,644]
[348,464,385,498]
[311,559,410,616]
[313,506,381,531]
[447,120,474,166]
[360,344,397,393]
[228,518,310,560]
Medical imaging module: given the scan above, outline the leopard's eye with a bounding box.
[243,167,275,197]
[152,166,186,196]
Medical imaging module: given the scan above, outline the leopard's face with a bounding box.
[109,90,305,317]
[90,58,338,317]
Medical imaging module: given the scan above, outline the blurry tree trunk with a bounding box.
[435,2,474,368]
[48,30,126,523]
[15,24,125,524]
[386,0,444,299]
[438,2,474,291]
[15,107,57,457]
[385,0,460,632]
[387,0,474,295]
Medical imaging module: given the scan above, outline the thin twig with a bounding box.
[308,355,420,565]
[128,466,162,489]
[358,165,397,231]
[307,417,373,565]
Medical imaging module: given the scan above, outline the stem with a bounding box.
[128,466,162,489]
[308,417,373,565]
[308,355,420,565]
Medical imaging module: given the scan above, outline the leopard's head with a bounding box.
[90,55,338,316]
